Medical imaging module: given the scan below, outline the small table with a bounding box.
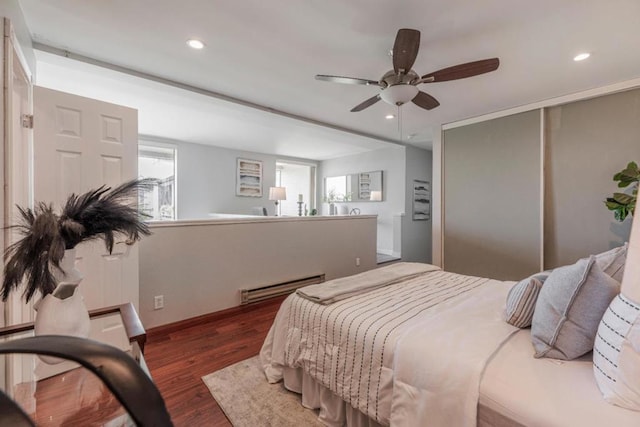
[0,303,147,426]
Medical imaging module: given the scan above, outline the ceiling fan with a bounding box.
[315,29,500,112]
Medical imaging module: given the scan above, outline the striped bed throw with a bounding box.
[269,269,493,425]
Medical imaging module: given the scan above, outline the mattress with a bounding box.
[479,329,640,426]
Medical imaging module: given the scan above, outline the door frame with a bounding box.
[1,16,34,397]
[3,17,34,328]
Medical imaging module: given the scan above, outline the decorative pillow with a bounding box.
[505,272,550,328]
[593,293,640,411]
[595,243,628,282]
[531,256,620,360]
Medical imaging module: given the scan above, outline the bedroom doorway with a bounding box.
[275,161,316,216]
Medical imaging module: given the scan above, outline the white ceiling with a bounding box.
[18,0,640,160]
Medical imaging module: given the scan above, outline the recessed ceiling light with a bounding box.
[573,52,590,61]
[385,114,395,119]
[187,39,205,49]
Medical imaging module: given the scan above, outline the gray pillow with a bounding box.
[595,243,627,282]
[506,271,550,328]
[531,256,620,360]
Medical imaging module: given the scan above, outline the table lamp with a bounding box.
[268,187,286,216]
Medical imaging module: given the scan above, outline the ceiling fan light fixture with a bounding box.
[186,39,205,49]
[380,84,419,106]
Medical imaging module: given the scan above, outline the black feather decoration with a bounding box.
[2,203,65,302]
[59,179,152,252]
[2,179,153,302]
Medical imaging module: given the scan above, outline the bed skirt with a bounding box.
[476,404,523,427]
[281,366,523,427]
[282,366,384,427]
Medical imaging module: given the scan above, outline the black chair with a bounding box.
[0,335,173,426]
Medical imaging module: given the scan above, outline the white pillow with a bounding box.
[593,293,640,411]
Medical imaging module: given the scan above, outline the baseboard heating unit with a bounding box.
[240,274,325,304]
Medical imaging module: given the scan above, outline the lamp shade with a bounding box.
[380,84,419,106]
[370,190,382,201]
[268,187,286,201]
[621,212,640,303]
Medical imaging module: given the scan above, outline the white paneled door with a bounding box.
[33,86,139,350]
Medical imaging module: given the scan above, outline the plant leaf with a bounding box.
[613,192,634,205]
[614,162,640,187]
[605,200,622,210]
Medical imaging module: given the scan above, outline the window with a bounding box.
[138,143,177,220]
[325,175,348,201]
[276,161,316,216]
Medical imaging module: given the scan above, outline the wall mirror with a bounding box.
[324,170,383,202]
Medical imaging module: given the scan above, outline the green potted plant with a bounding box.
[605,161,639,221]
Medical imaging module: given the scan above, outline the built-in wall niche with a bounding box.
[324,170,383,202]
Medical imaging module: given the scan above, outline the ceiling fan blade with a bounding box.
[412,91,440,110]
[392,29,420,74]
[315,75,380,86]
[421,58,500,82]
[351,94,381,112]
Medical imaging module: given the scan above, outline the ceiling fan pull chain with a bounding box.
[398,105,402,140]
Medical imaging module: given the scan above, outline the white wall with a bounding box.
[403,146,433,263]
[279,163,312,216]
[319,146,406,255]
[148,138,318,219]
[139,216,377,328]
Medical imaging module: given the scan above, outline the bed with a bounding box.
[260,262,640,426]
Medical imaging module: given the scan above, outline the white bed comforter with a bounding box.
[260,266,517,426]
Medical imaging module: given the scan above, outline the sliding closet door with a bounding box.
[544,89,640,268]
[443,110,541,280]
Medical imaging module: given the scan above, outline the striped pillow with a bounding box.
[505,272,549,328]
[593,293,640,411]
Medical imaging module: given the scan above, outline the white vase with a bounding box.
[51,247,84,285]
[34,248,91,365]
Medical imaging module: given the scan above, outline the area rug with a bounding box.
[202,356,322,426]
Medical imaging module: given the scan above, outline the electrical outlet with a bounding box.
[356,257,361,267]
[154,295,164,310]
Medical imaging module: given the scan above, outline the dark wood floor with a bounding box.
[144,296,286,426]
